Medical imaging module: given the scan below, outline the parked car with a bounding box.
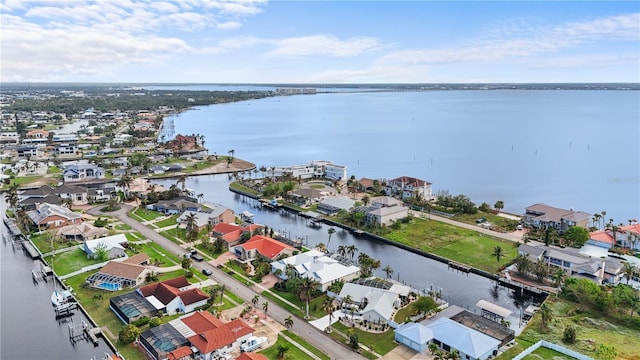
[202,268,212,276]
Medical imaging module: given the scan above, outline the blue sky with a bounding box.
[1,1,638,83]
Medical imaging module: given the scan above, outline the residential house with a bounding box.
[518,243,625,284]
[237,353,269,360]
[207,205,235,226]
[54,184,89,205]
[18,185,55,202]
[365,204,409,226]
[270,160,348,180]
[55,143,79,156]
[271,249,361,292]
[63,164,105,182]
[317,196,355,216]
[153,198,200,215]
[357,178,376,192]
[589,224,640,250]
[16,145,39,159]
[395,317,501,360]
[523,203,591,233]
[290,188,324,207]
[27,203,83,229]
[138,276,210,316]
[177,211,210,231]
[384,176,433,200]
[233,235,295,261]
[212,223,260,249]
[83,233,128,259]
[87,254,150,292]
[57,222,108,241]
[338,283,402,323]
[18,194,62,211]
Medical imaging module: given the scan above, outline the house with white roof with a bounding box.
[317,196,356,216]
[271,249,360,292]
[384,176,433,200]
[84,233,128,259]
[395,317,501,360]
[338,282,402,323]
[63,164,105,182]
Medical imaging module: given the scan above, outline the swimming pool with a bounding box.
[97,282,120,291]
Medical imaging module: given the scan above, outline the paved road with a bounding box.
[96,204,365,360]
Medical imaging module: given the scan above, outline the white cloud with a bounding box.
[529,53,640,70]
[266,35,382,57]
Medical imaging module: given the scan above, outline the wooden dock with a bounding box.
[22,241,41,259]
[448,261,471,273]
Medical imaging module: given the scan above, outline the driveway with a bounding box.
[91,203,366,360]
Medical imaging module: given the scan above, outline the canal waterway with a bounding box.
[152,175,539,331]
[0,196,115,360]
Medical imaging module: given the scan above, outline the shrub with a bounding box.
[119,324,140,344]
[563,325,577,344]
[131,317,150,327]
[149,317,162,328]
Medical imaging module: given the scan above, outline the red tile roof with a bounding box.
[389,176,431,186]
[166,346,192,360]
[213,223,241,235]
[241,235,295,260]
[620,224,640,235]
[242,224,262,233]
[139,276,209,306]
[188,319,253,354]
[222,229,243,243]
[589,230,615,246]
[237,353,269,360]
[181,310,224,334]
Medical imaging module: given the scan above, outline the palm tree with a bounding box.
[534,258,548,282]
[184,212,198,243]
[61,197,73,209]
[276,343,289,359]
[539,303,553,330]
[197,193,204,204]
[492,246,503,263]
[428,343,439,355]
[342,295,354,320]
[315,242,327,253]
[494,200,504,213]
[515,254,531,276]
[262,301,269,317]
[5,183,19,210]
[447,349,460,360]
[117,175,133,197]
[601,211,607,229]
[382,264,394,279]
[347,245,358,260]
[296,277,321,319]
[228,149,235,160]
[337,245,347,257]
[327,227,336,251]
[622,262,636,285]
[176,174,187,191]
[362,194,370,206]
[252,295,259,306]
[552,267,566,288]
[284,315,294,329]
[322,296,337,332]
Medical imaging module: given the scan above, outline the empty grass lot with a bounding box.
[129,208,164,222]
[46,248,102,276]
[385,218,517,273]
[153,215,179,228]
[259,334,317,360]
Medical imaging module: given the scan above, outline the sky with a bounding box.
[1,0,639,83]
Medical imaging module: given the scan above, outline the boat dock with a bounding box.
[448,261,471,273]
[22,241,41,259]
[68,320,101,346]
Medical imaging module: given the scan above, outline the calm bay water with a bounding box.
[169,89,639,222]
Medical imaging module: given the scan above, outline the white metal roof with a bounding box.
[476,299,513,318]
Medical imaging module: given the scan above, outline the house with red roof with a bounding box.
[384,176,433,200]
[233,235,296,261]
[212,223,263,249]
[237,353,269,360]
[137,276,209,315]
[140,310,254,360]
[589,223,640,250]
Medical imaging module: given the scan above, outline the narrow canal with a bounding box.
[0,195,115,360]
[153,175,542,332]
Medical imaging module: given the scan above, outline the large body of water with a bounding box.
[167,88,639,222]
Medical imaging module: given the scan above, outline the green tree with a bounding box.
[562,325,577,344]
[428,343,439,355]
[362,194,370,206]
[515,254,531,275]
[277,343,289,359]
[118,324,140,344]
[552,267,566,288]
[296,277,321,319]
[563,226,589,247]
[534,258,548,282]
[347,245,358,260]
[252,295,259,306]
[539,303,553,330]
[595,344,617,360]
[337,245,347,257]
[326,227,336,251]
[149,317,162,328]
[382,264,394,279]
[284,315,294,329]
[181,257,191,273]
[413,296,438,316]
[94,242,109,262]
[349,332,359,349]
[262,301,269,317]
[322,296,337,332]
[492,246,503,263]
[494,200,504,213]
[622,262,637,285]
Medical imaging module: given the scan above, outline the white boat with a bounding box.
[240,336,267,352]
[51,289,74,307]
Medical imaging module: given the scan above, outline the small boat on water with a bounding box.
[51,289,75,307]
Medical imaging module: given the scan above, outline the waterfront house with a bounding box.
[317,196,356,216]
[337,282,401,323]
[63,164,105,182]
[523,203,590,233]
[16,144,39,159]
[55,143,79,156]
[138,276,209,316]
[88,254,150,292]
[177,211,210,231]
[18,193,62,211]
[384,176,433,200]
[291,188,324,207]
[233,235,296,261]
[83,233,128,259]
[212,223,261,249]
[588,224,640,250]
[271,249,361,292]
[395,317,501,360]
[27,203,83,229]
[18,184,55,202]
[365,203,409,226]
[270,160,348,180]
[517,243,624,285]
[207,205,235,226]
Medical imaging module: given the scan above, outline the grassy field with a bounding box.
[332,321,397,356]
[136,242,180,266]
[45,248,102,276]
[385,218,517,273]
[259,334,316,360]
[154,215,179,228]
[9,176,41,186]
[281,330,331,360]
[129,208,164,222]
[30,233,74,253]
[496,297,640,360]
[523,346,575,359]
[452,211,520,232]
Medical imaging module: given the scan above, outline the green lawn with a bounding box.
[154,216,179,228]
[115,224,132,230]
[47,165,62,174]
[195,243,222,259]
[523,346,575,360]
[45,248,102,276]
[496,297,640,360]
[386,218,517,273]
[229,181,261,196]
[129,209,164,222]
[393,303,415,323]
[332,321,397,356]
[29,233,75,254]
[452,211,520,232]
[160,229,187,245]
[259,334,316,360]
[136,242,180,266]
[9,176,41,186]
[281,330,331,360]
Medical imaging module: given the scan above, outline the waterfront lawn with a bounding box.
[452,212,520,232]
[496,297,640,360]
[229,181,260,196]
[385,218,517,273]
[45,248,101,276]
[332,321,397,356]
[29,233,74,254]
[259,334,315,360]
[153,215,179,228]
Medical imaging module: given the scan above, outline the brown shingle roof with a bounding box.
[98,261,146,280]
[122,253,150,265]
